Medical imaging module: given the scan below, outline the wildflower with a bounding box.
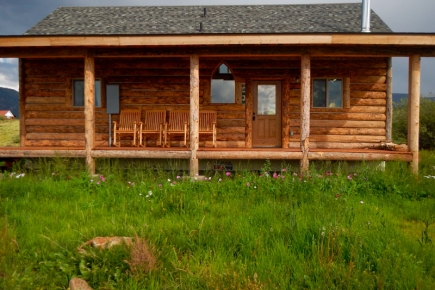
[176,175,181,179]
[282,168,287,173]
[246,182,250,187]
[167,179,171,182]
[219,178,222,182]
[226,171,231,176]
[148,190,153,196]
[293,172,298,176]
[139,193,142,196]
[360,200,364,204]
[273,172,278,179]
[347,175,353,180]
[353,173,357,176]
[335,193,341,199]
[52,172,56,176]
[90,179,93,183]
[96,181,100,185]
[254,186,257,189]
[173,181,177,185]
[100,175,106,182]
[15,173,25,178]
[208,177,212,180]
[158,184,162,188]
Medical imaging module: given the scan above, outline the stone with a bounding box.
[69,277,92,290]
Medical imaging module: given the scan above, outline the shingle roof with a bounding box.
[25,4,392,35]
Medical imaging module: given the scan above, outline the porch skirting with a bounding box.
[0,147,413,168]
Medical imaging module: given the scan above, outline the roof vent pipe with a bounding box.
[361,0,371,33]
[204,7,207,17]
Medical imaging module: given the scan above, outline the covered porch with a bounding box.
[0,34,432,175]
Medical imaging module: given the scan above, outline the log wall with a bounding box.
[22,56,387,149]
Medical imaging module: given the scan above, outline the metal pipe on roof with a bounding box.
[361,0,371,33]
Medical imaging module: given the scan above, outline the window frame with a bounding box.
[311,77,344,108]
[72,78,102,108]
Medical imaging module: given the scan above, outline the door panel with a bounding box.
[253,82,281,147]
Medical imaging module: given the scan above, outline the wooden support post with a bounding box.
[300,54,311,173]
[409,54,420,175]
[84,52,95,175]
[19,59,26,146]
[386,57,393,141]
[282,78,291,148]
[245,79,253,148]
[190,54,200,176]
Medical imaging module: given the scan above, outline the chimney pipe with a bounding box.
[361,0,371,33]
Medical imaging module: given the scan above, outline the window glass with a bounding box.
[312,78,342,108]
[257,85,276,115]
[73,79,101,107]
[211,79,235,103]
[211,63,235,103]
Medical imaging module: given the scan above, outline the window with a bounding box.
[211,63,235,103]
[312,78,342,108]
[73,79,101,107]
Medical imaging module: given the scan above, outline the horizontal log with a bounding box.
[25,83,66,90]
[351,76,386,83]
[350,98,386,106]
[217,127,245,134]
[0,149,86,158]
[290,120,385,128]
[197,150,303,160]
[25,111,108,119]
[289,142,386,149]
[351,91,386,99]
[308,152,412,162]
[124,83,197,91]
[301,112,386,121]
[91,149,191,159]
[26,125,108,133]
[202,104,245,111]
[307,106,386,113]
[121,96,191,105]
[216,133,245,141]
[290,128,386,135]
[121,91,202,99]
[25,77,67,83]
[350,83,386,91]
[27,133,84,140]
[24,140,85,147]
[26,97,65,104]
[289,135,386,143]
[217,111,245,119]
[26,119,84,126]
[25,104,83,111]
[218,119,245,128]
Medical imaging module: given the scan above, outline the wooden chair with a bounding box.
[113,109,141,147]
[199,110,217,148]
[165,110,189,147]
[138,110,166,147]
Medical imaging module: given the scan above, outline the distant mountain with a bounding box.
[0,87,19,118]
[393,93,408,104]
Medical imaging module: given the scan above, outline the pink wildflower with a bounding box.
[226,171,231,176]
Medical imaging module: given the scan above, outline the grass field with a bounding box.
[0,118,19,147]
[1,155,435,289]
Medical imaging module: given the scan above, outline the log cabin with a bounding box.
[0,1,434,175]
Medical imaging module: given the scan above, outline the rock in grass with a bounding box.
[69,277,92,290]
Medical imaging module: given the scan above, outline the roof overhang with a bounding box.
[1,33,435,58]
[2,33,435,47]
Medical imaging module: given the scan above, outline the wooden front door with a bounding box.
[252,81,281,147]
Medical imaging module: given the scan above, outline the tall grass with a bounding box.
[1,155,435,289]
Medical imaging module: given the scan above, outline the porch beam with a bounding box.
[84,51,96,175]
[245,79,253,148]
[409,54,421,175]
[300,54,311,173]
[386,57,393,141]
[190,54,200,176]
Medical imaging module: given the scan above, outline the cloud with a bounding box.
[0,61,19,90]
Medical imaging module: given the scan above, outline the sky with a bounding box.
[1,0,435,95]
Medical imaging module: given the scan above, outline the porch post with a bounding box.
[245,79,253,148]
[386,57,393,141]
[300,54,311,173]
[84,51,95,175]
[282,78,291,148]
[19,59,26,146]
[190,54,200,176]
[409,54,421,175]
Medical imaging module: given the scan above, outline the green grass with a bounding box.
[1,155,435,289]
[0,119,20,146]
